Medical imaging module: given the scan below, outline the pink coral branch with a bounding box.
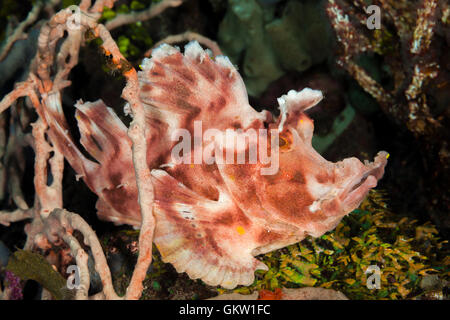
[0,0,164,300]
[61,233,90,300]
[0,78,36,114]
[86,23,156,300]
[43,208,120,300]
[0,2,124,300]
[0,208,33,227]
[31,118,63,216]
[89,0,117,14]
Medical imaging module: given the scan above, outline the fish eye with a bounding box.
[278,133,294,152]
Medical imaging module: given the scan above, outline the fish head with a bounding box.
[255,88,388,238]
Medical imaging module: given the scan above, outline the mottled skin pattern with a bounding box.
[46,41,388,289]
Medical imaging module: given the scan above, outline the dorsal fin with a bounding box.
[138,41,268,136]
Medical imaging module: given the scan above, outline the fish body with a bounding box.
[46,41,388,289]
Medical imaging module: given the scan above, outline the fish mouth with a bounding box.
[342,151,388,210]
[342,173,377,212]
[348,169,376,192]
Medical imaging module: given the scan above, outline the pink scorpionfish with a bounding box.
[45,41,388,289]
